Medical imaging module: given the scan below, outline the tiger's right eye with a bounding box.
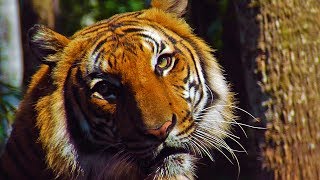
[91,80,118,103]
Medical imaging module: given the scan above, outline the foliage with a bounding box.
[0,81,21,145]
[58,0,145,36]
[206,0,229,50]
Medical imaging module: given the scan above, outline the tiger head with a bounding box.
[28,0,235,179]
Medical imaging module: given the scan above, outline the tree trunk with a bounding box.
[235,0,320,179]
[0,0,23,90]
[19,0,58,88]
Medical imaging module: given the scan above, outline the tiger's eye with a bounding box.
[157,55,172,69]
[92,80,118,103]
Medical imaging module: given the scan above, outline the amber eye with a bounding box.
[155,54,173,75]
[157,54,172,69]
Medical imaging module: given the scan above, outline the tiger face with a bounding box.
[29,0,234,179]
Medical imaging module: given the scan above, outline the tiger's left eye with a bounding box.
[157,54,172,69]
[156,54,172,74]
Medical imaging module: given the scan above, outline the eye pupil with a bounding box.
[98,82,108,94]
[156,54,172,70]
[93,81,117,103]
[158,57,168,68]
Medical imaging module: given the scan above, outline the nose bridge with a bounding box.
[132,76,172,130]
[119,48,174,130]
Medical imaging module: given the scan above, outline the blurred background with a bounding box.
[1,0,319,179]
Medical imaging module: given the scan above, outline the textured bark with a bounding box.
[0,0,23,87]
[20,0,58,88]
[235,0,320,179]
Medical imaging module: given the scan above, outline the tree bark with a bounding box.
[235,0,320,179]
[19,0,58,89]
[0,0,23,88]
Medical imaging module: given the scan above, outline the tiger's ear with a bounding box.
[28,24,70,66]
[151,0,188,17]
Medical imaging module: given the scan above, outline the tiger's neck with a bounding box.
[0,108,55,179]
[0,66,56,179]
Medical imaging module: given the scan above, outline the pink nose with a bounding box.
[146,121,173,140]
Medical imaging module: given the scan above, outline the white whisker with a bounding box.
[190,135,214,161]
[194,129,247,155]
[203,104,259,122]
[197,115,265,130]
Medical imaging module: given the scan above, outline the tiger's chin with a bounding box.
[142,147,196,180]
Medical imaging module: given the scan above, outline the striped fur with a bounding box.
[0,0,235,179]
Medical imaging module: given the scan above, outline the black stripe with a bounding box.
[171,57,180,71]
[121,27,145,33]
[79,21,111,36]
[108,60,113,68]
[176,121,195,136]
[173,85,185,90]
[80,12,143,36]
[181,111,191,123]
[159,41,166,54]
[204,88,218,109]
[178,94,186,100]
[168,36,177,44]
[92,38,109,55]
[182,43,201,81]
[194,88,204,108]
[128,22,178,53]
[139,43,144,51]
[108,53,117,69]
[186,96,192,103]
[110,22,125,31]
[147,23,178,44]
[136,33,159,52]
[189,81,198,90]
[122,42,138,56]
[93,51,102,65]
[188,40,210,87]
[183,66,191,83]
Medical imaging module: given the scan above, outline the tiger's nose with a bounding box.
[146,120,175,140]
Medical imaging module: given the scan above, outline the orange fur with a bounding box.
[5,0,235,179]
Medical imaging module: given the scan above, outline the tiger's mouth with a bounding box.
[140,146,189,169]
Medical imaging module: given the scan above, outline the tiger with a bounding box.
[0,0,235,179]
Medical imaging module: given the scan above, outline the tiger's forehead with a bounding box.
[73,10,186,39]
[88,24,176,55]
[82,20,181,75]
[71,10,197,78]
[85,29,175,76]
